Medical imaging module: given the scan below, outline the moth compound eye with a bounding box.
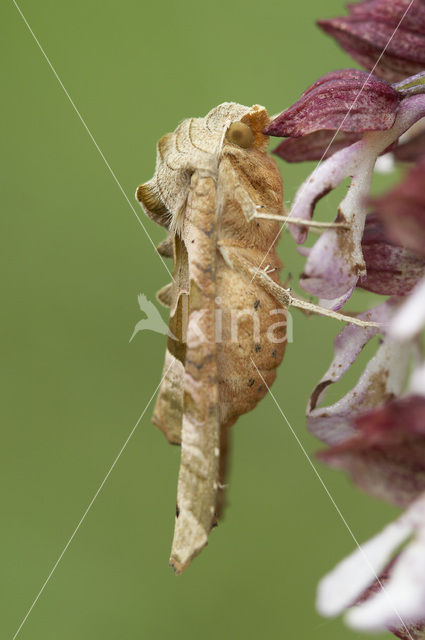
[225,122,254,149]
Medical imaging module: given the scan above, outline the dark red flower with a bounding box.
[394,129,425,162]
[373,156,425,258]
[358,213,425,295]
[273,130,362,162]
[318,395,425,508]
[265,69,400,139]
[318,0,425,82]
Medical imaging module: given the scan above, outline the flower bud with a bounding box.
[265,69,400,139]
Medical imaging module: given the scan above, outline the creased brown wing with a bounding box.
[169,171,220,574]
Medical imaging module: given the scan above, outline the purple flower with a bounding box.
[374,156,425,258]
[318,0,425,82]
[318,489,425,634]
[273,130,362,163]
[394,124,425,162]
[266,69,400,137]
[316,397,425,635]
[319,395,425,508]
[374,156,425,341]
[356,565,425,640]
[306,300,410,445]
[273,6,425,637]
[308,314,425,636]
[391,277,425,341]
[287,93,425,306]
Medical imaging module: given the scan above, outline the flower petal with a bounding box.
[318,3,425,82]
[299,152,375,299]
[273,130,362,162]
[299,223,366,299]
[374,152,396,174]
[411,363,425,396]
[288,95,425,304]
[265,69,399,138]
[373,156,425,258]
[317,516,412,617]
[307,301,409,446]
[393,623,425,640]
[319,395,425,507]
[318,287,356,312]
[347,530,425,631]
[356,561,425,640]
[391,276,425,340]
[359,214,425,296]
[394,129,425,161]
[348,0,425,34]
[319,491,425,633]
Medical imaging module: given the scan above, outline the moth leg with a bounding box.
[220,246,382,329]
[252,207,350,230]
[290,295,382,328]
[156,282,173,308]
[283,272,292,288]
[233,186,349,230]
[156,235,174,258]
[152,350,184,445]
[214,422,234,523]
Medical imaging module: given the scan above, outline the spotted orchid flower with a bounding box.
[266,3,425,637]
[266,72,425,308]
[305,157,425,638]
[316,397,425,638]
[306,300,411,446]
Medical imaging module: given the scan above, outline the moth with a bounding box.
[136,103,376,574]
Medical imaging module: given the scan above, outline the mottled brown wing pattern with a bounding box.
[136,102,287,573]
[169,171,220,573]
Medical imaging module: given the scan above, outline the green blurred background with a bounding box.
[1,1,400,638]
